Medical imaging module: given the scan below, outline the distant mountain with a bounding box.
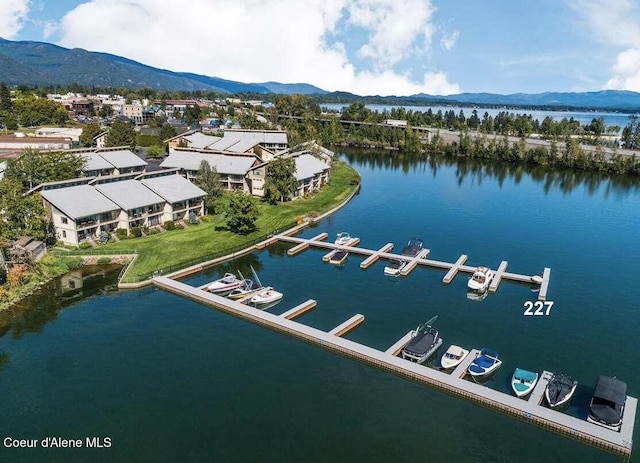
[0,38,326,95]
[410,90,640,111]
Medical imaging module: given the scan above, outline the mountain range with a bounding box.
[1,37,640,110]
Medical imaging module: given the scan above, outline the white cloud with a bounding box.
[570,0,640,91]
[0,0,30,39]
[55,0,459,96]
[346,0,436,68]
[440,30,459,51]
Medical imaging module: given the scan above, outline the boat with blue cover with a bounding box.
[467,348,502,377]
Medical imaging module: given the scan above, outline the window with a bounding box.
[61,217,68,224]
[62,230,67,238]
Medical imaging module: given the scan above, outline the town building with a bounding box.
[0,134,73,151]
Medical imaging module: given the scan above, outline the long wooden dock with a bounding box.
[154,276,635,458]
[274,234,551,300]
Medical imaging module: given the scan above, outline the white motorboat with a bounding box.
[207,272,244,294]
[384,238,423,276]
[250,287,283,306]
[334,232,352,245]
[383,259,405,276]
[402,316,443,364]
[545,373,578,408]
[440,345,470,369]
[467,348,502,377]
[467,266,495,292]
[227,278,262,300]
[511,368,539,398]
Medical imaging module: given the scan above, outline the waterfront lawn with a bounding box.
[100,160,360,281]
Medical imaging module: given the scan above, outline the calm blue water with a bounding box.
[322,102,634,131]
[0,152,639,463]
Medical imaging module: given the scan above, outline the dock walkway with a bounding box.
[274,234,550,300]
[154,276,634,459]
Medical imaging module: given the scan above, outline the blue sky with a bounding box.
[3,0,640,96]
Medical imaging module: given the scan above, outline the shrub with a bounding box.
[116,228,128,239]
[308,211,319,218]
[175,223,185,230]
[98,230,109,244]
[146,228,159,235]
[163,220,175,231]
[60,256,84,270]
[199,215,210,222]
[79,242,92,249]
[189,211,199,225]
[97,257,112,265]
[130,227,142,238]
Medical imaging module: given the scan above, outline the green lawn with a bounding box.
[100,160,360,282]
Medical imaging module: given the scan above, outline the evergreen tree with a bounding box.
[4,149,86,191]
[0,82,12,111]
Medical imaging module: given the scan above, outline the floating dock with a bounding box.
[274,234,551,300]
[154,276,634,459]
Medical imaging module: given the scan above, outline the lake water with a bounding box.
[322,103,634,131]
[1,151,639,462]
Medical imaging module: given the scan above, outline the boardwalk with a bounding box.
[154,276,635,459]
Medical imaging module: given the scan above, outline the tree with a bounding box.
[0,179,48,241]
[225,191,259,235]
[79,122,103,147]
[145,144,166,159]
[195,160,223,213]
[264,157,297,203]
[4,149,86,191]
[105,119,137,150]
[0,82,12,111]
[98,105,113,118]
[159,123,176,142]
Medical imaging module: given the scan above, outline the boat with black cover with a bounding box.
[544,373,578,408]
[402,315,443,364]
[384,238,423,276]
[587,375,627,431]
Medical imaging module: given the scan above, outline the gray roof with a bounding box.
[83,152,113,171]
[95,180,165,211]
[293,154,330,181]
[97,150,147,169]
[184,132,221,149]
[141,174,207,203]
[41,185,120,219]
[160,152,256,175]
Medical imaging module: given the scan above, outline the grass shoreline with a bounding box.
[61,160,360,285]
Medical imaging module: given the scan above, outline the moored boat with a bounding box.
[545,372,578,408]
[328,249,348,265]
[467,266,495,292]
[335,232,352,245]
[207,273,244,294]
[587,376,627,431]
[227,278,262,300]
[402,316,442,364]
[467,348,502,377]
[401,238,423,257]
[511,368,539,398]
[440,345,470,369]
[250,287,284,307]
[383,259,405,276]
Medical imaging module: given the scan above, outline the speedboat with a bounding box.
[328,249,348,265]
[250,287,284,307]
[440,345,470,369]
[467,266,494,292]
[383,238,423,276]
[207,273,244,294]
[511,368,539,398]
[587,376,627,431]
[467,348,502,377]
[383,259,405,276]
[402,316,443,364]
[401,238,423,257]
[335,232,352,245]
[227,278,262,300]
[545,373,578,408]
